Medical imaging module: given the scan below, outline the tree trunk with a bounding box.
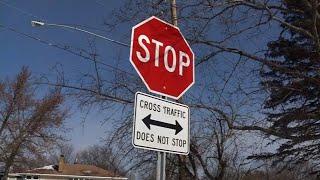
[3,139,23,179]
[3,158,14,180]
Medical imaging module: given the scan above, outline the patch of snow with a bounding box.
[35,165,55,170]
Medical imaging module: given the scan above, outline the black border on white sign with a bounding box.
[132,91,190,155]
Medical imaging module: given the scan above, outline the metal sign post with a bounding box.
[156,151,166,180]
[158,94,167,180]
[130,1,191,179]
[157,95,167,180]
[157,1,178,179]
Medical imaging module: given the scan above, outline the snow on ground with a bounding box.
[35,165,55,170]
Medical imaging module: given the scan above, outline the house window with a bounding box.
[24,176,39,180]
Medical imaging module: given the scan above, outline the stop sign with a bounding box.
[130,16,195,99]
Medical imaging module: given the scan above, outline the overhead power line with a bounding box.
[0,0,43,20]
[0,24,137,77]
[1,0,129,47]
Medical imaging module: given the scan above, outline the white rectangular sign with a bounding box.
[132,92,190,155]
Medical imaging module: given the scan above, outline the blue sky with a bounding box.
[0,0,280,157]
[0,0,132,151]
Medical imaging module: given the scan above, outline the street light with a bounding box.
[30,20,129,47]
[31,21,45,27]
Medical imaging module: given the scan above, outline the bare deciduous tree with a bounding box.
[34,0,319,179]
[0,67,68,179]
[76,145,126,176]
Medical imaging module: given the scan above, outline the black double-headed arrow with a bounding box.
[142,114,183,135]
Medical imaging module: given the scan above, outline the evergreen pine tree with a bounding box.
[260,0,320,174]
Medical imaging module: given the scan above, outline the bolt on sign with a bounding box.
[130,16,195,99]
[132,92,190,155]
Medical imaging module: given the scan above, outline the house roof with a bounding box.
[24,164,122,178]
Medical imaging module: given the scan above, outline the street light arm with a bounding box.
[31,20,129,47]
[31,21,45,27]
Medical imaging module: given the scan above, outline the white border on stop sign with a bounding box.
[129,16,195,100]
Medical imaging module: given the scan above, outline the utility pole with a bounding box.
[156,1,178,180]
[170,0,178,26]
[169,2,188,178]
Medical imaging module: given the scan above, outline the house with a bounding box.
[4,155,127,180]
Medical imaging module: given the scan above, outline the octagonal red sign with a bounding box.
[130,16,195,99]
